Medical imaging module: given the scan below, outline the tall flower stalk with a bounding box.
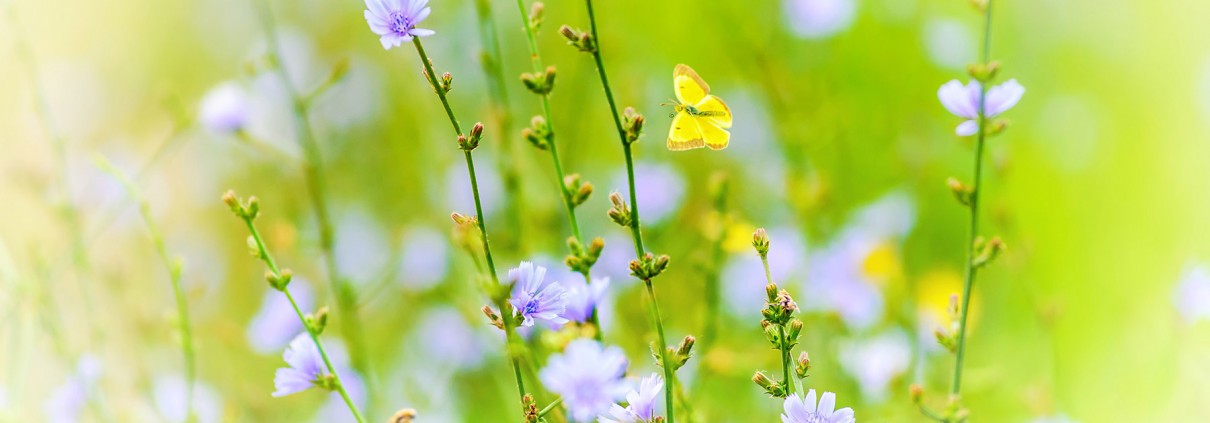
[223,192,366,423]
[96,158,196,421]
[408,37,530,417]
[472,0,529,252]
[750,229,805,400]
[249,0,372,389]
[563,1,679,420]
[916,0,1021,420]
[512,0,605,338]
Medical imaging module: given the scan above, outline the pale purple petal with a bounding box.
[937,79,979,119]
[956,119,979,136]
[984,78,1025,117]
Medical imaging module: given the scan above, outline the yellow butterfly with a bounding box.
[667,64,733,151]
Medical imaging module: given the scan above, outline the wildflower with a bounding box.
[781,389,855,423]
[198,82,249,134]
[509,262,570,327]
[599,373,664,423]
[272,333,327,397]
[783,0,856,40]
[539,340,630,421]
[364,0,435,50]
[563,276,611,324]
[937,79,1025,136]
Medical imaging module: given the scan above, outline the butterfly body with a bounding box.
[667,64,733,151]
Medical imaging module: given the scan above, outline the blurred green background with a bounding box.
[3,0,1210,421]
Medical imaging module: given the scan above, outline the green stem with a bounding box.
[645,280,676,423]
[242,217,366,423]
[759,253,793,397]
[472,0,528,253]
[251,0,372,396]
[98,160,196,421]
[412,38,529,418]
[950,0,994,399]
[538,397,564,418]
[584,1,674,420]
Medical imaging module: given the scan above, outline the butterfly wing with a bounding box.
[667,111,705,151]
[673,64,710,105]
[695,94,732,129]
[696,116,730,150]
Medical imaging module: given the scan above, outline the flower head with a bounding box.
[364,0,435,50]
[563,276,610,324]
[539,340,630,421]
[599,373,664,423]
[198,82,249,134]
[272,332,327,397]
[937,79,1025,135]
[781,389,855,423]
[783,0,856,40]
[509,262,570,327]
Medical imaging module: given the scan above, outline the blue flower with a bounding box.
[563,276,610,324]
[272,333,326,397]
[781,389,855,423]
[539,340,630,422]
[198,82,249,134]
[364,0,435,50]
[599,373,663,423]
[509,262,570,328]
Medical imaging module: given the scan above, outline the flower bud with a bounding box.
[622,107,645,144]
[390,408,418,423]
[786,319,803,343]
[559,25,578,41]
[972,236,1005,268]
[752,371,783,397]
[528,2,544,29]
[910,384,924,404]
[795,351,811,379]
[245,196,260,220]
[222,190,239,214]
[677,335,696,358]
[753,228,771,256]
[441,71,453,93]
[766,283,779,302]
[482,305,504,330]
[947,177,973,207]
[608,192,632,227]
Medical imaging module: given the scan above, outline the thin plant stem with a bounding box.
[950,0,994,399]
[7,3,100,344]
[538,397,564,418]
[250,0,373,394]
[583,0,674,420]
[512,0,605,340]
[241,215,367,423]
[411,37,529,417]
[97,158,196,421]
[472,0,528,252]
[760,253,794,397]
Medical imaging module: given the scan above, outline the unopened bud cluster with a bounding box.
[521,66,556,95]
[935,294,962,353]
[562,174,594,208]
[522,394,540,423]
[458,122,485,151]
[629,253,670,280]
[304,306,329,335]
[223,190,260,221]
[558,25,596,53]
[971,236,1005,268]
[523,115,552,150]
[653,335,696,371]
[607,192,631,227]
[622,107,645,144]
[565,236,604,275]
[421,61,453,95]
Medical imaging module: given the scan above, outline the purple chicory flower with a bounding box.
[247,279,313,354]
[273,333,327,397]
[563,276,610,324]
[198,82,249,134]
[509,262,570,328]
[937,79,1025,136]
[599,373,664,423]
[781,389,856,423]
[539,340,630,422]
[364,0,435,50]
